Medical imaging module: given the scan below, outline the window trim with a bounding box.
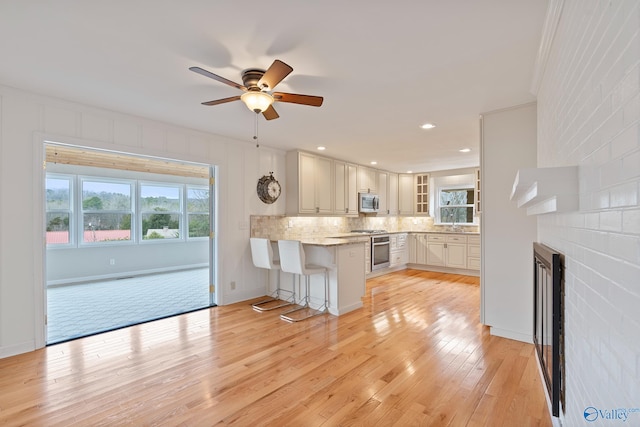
[139,182,183,243]
[435,185,476,225]
[186,185,211,240]
[79,176,135,246]
[45,173,74,249]
[46,172,211,247]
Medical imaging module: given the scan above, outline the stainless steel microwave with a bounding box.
[359,192,379,213]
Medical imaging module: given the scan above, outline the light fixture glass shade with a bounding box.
[241,91,274,113]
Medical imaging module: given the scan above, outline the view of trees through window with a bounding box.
[46,174,210,245]
[82,180,132,242]
[187,188,210,238]
[141,185,180,240]
[439,187,474,224]
[46,177,72,244]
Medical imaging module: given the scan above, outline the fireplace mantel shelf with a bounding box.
[510,166,578,215]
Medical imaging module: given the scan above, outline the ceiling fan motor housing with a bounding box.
[242,69,267,90]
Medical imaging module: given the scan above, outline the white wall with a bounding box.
[535,0,640,424]
[0,84,286,358]
[480,103,538,342]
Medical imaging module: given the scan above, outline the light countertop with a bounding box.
[263,230,479,247]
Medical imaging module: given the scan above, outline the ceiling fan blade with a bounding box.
[201,95,241,106]
[262,105,279,120]
[273,92,324,107]
[257,60,293,90]
[189,66,246,91]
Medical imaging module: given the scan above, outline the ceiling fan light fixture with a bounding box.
[240,91,274,113]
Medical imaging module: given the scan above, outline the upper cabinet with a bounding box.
[414,173,430,215]
[376,170,389,215]
[357,166,377,194]
[285,150,442,218]
[388,173,399,216]
[334,160,358,216]
[398,173,414,215]
[399,173,429,216]
[286,151,333,215]
[334,160,347,214]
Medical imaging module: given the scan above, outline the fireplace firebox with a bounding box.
[533,242,564,417]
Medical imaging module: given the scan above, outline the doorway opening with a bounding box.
[44,143,216,344]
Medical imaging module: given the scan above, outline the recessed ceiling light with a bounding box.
[370,161,377,165]
[420,123,436,129]
[317,146,326,151]
[459,148,471,153]
[407,170,413,173]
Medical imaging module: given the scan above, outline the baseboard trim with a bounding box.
[489,326,532,343]
[406,264,480,277]
[47,264,208,287]
[0,340,37,359]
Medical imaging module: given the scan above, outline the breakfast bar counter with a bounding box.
[263,236,367,316]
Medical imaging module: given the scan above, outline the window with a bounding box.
[46,175,73,246]
[81,179,133,243]
[140,184,181,240]
[187,186,210,238]
[46,172,210,245]
[439,187,475,224]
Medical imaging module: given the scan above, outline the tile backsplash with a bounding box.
[250,215,479,238]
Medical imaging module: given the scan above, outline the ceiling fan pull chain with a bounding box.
[254,111,259,148]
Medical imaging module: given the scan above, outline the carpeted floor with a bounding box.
[47,268,210,344]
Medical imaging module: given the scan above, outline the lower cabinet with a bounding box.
[467,235,481,270]
[426,234,467,269]
[390,233,409,267]
[410,233,479,273]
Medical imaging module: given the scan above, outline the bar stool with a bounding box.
[277,240,329,322]
[250,237,294,311]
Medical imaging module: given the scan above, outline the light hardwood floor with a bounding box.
[0,270,551,426]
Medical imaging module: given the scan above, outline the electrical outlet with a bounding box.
[288,219,294,228]
[230,281,236,290]
[109,258,115,265]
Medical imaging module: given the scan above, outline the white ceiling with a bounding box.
[0,1,548,173]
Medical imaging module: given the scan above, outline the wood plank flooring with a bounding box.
[0,270,551,426]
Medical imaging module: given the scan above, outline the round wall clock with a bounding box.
[257,172,281,204]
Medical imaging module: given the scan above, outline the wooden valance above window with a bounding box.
[45,144,209,179]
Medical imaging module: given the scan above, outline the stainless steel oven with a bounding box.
[371,235,390,271]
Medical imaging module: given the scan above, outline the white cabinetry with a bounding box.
[398,174,414,215]
[377,170,389,215]
[334,160,347,214]
[388,173,399,216]
[334,161,358,215]
[410,233,428,264]
[390,233,408,267]
[364,239,371,274]
[444,234,467,269]
[357,166,377,194]
[415,173,430,215]
[347,163,358,215]
[286,151,333,215]
[467,235,480,270]
[426,234,446,266]
[410,233,477,273]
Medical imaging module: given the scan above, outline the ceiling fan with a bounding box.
[189,59,323,120]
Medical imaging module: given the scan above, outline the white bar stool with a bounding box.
[277,240,329,322]
[250,237,294,311]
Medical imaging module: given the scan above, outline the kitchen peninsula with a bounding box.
[264,236,369,316]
